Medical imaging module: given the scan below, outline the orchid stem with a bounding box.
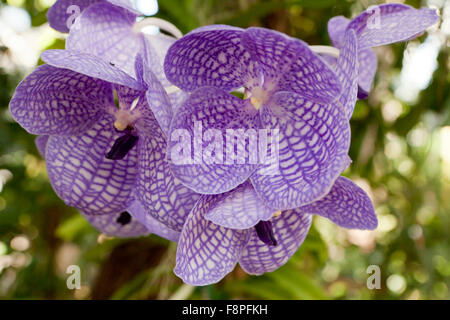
[309,45,340,58]
[134,17,183,39]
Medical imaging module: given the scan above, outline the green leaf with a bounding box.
[218,0,337,27]
[224,279,292,299]
[291,0,338,9]
[55,214,90,241]
[110,270,153,300]
[157,0,199,32]
[31,9,48,27]
[263,261,327,300]
[219,1,284,27]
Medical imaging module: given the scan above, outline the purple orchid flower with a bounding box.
[164,26,355,211]
[175,177,377,285]
[327,3,439,100]
[159,26,375,286]
[62,1,186,112]
[36,135,180,241]
[9,51,200,234]
[47,0,141,33]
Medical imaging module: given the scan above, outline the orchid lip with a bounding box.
[255,220,278,246]
[106,132,139,160]
[357,86,369,100]
[116,211,132,226]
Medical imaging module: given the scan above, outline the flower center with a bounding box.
[114,109,137,131]
[248,86,270,110]
[255,220,277,246]
[273,210,282,217]
[112,96,141,132]
[106,96,141,160]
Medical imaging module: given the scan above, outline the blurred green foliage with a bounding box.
[0,0,449,300]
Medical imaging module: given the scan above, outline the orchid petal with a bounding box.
[35,135,49,158]
[164,27,261,92]
[143,61,173,137]
[127,200,181,242]
[143,33,176,88]
[42,50,143,90]
[46,114,138,215]
[348,4,439,50]
[82,210,149,238]
[9,65,111,136]
[136,132,201,232]
[358,48,378,95]
[298,177,378,230]
[203,181,274,230]
[239,209,312,275]
[47,0,100,33]
[174,197,250,285]
[335,29,358,119]
[168,86,261,194]
[66,2,143,78]
[143,34,188,113]
[251,92,351,210]
[327,16,350,47]
[242,27,341,104]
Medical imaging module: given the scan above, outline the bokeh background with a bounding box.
[0,0,449,300]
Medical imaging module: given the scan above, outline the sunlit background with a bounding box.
[0,0,449,300]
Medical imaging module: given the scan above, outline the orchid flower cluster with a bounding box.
[9,1,439,286]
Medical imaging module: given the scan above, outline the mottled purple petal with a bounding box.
[67,2,143,78]
[298,177,377,230]
[164,27,261,92]
[251,92,351,210]
[134,54,145,86]
[168,86,261,194]
[144,34,176,88]
[358,48,378,95]
[187,24,243,34]
[143,61,173,137]
[167,89,188,114]
[242,27,341,104]
[127,200,181,242]
[334,29,358,119]
[35,135,49,158]
[327,16,350,47]
[9,65,111,135]
[175,197,250,285]
[143,34,188,112]
[82,210,149,238]
[203,181,274,230]
[136,132,201,232]
[318,54,338,69]
[46,114,138,215]
[42,50,143,90]
[239,210,312,275]
[348,4,439,50]
[47,0,101,33]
